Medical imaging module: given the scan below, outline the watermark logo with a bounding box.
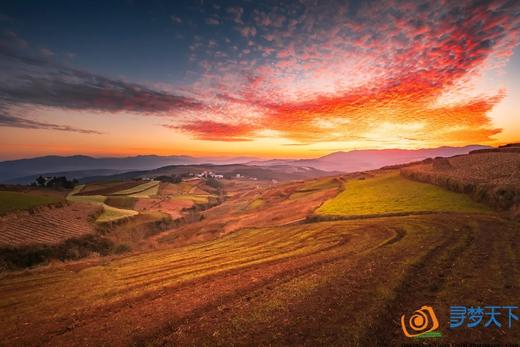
[401,305,442,338]
[450,306,519,329]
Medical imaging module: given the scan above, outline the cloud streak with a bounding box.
[0,113,103,134]
[0,30,204,135]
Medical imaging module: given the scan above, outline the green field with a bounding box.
[0,191,62,214]
[316,171,490,216]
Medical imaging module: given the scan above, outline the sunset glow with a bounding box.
[0,0,519,159]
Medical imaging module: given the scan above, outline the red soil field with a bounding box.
[157,178,342,246]
[134,198,194,219]
[78,181,143,196]
[0,203,101,247]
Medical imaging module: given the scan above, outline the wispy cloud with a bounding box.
[0,30,205,134]
[0,113,103,134]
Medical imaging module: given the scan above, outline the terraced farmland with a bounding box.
[0,202,100,247]
[1,169,518,346]
[157,176,342,246]
[68,180,215,224]
[0,213,518,346]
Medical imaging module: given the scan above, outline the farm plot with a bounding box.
[0,191,63,215]
[77,181,143,196]
[0,202,100,247]
[67,185,138,223]
[316,171,490,217]
[95,204,138,223]
[159,181,198,196]
[158,177,341,246]
[134,198,193,219]
[111,181,160,197]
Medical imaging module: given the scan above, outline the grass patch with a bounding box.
[171,194,212,204]
[316,171,490,216]
[96,204,139,223]
[0,191,62,214]
[248,198,264,209]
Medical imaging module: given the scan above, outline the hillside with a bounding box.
[1,166,519,345]
[401,144,520,216]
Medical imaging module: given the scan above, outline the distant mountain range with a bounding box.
[247,145,491,172]
[0,155,256,184]
[0,145,491,184]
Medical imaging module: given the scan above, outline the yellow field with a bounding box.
[96,204,139,223]
[128,183,160,198]
[248,197,264,209]
[317,171,490,216]
[171,194,213,204]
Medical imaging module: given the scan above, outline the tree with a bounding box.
[205,177,221,189]
[36,176,46,187]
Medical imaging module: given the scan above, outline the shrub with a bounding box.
[114,243,131,254]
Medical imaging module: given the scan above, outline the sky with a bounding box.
[0,0,519,160]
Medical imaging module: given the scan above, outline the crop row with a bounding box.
[0,203,100,247]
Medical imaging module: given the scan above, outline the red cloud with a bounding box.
[168,120,256,142]
[177,0,520,146]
